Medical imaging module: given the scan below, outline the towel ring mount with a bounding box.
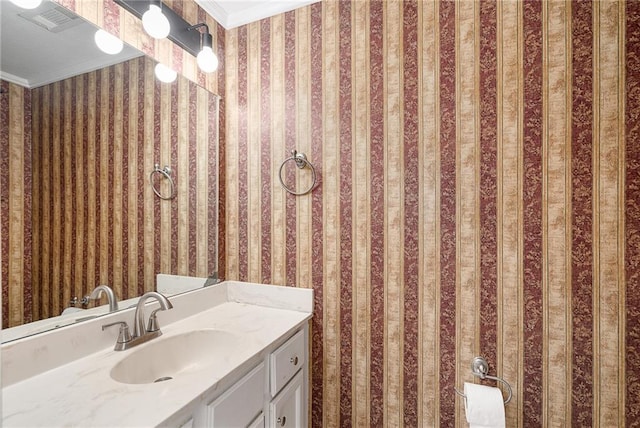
[454,356,512,405]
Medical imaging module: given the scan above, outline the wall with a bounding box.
[0,55,219,326]
[224,1,639,426]
[0,81,33,327]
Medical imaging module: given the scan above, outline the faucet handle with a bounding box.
[146,309,163,333]
[102,321,132,350]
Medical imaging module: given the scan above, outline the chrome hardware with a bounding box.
[102,321,132,351]
[146,308,163,332]
[203,272,221,287]
[70,296,78,306]
[278,150,317,196]
[290,356,298,366]
[277,416,286,426]
[150,164,176,200]
[102,291,173,351]
[133,291,173,338]
[87,285,119,312]
[454,356,512,405]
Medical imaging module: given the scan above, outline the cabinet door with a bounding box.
[180,418,193,428]
[206,363,265,427]
[248,412,265,428]
[269,371,303,428]
[178,417,194,428]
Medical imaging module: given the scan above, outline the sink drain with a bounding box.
[154,376,173,383]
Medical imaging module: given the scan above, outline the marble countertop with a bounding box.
[2,281,313,427]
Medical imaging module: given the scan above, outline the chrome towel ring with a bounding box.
[278,150,317,196]
[149,164,176,200]
[454,356,512,405]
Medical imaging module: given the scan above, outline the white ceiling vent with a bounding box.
[18,3,81,33]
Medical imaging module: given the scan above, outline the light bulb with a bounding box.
[9,0,42,9]
[142,4,170,39]
[154,63,177,83]
[94,30,124,55]
[197,46,218,73]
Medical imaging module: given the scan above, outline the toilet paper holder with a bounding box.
[454,356,512,405]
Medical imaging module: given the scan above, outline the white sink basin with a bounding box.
[110,330,242,384]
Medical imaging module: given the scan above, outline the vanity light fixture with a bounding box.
[154,63,177,83]
[188,23,218,73]
[9,0,42,9]
[142,1,170,40]
[94,29,124,55]
[114,0,219,73]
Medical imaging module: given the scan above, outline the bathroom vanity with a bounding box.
[1,281,313,427]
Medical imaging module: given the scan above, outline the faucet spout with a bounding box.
[89,285,119,312]
[133,291,173,338]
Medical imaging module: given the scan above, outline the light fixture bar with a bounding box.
[113,0,202,57]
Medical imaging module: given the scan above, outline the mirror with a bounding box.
[1,0,219,342]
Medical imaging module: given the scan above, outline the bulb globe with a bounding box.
[9,0,42,9]
[94,30,124,55]
[155,63,177,83]
[142,4,170,39]
[197,46,218,73]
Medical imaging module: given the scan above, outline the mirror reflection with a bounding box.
[1,0,219,342]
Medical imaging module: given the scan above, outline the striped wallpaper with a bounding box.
[1,55,219,326]
[3,0,640,426]
[0,81,33,327]
[224,1,639,426]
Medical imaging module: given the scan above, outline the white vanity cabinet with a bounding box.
[164,326,308,428]
[270,371,304,427]
[248,413,266,428]
[268,329,306,427]
[205,363,266,426]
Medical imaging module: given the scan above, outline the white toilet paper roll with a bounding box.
[463,382,506,428]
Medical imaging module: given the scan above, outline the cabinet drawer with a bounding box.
[206,363,265,427]
[269,371,303,428]
[269,329,305,396]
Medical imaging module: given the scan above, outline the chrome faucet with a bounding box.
[102,291,173,351]
[88,285,119,312]
[132,291,173,338]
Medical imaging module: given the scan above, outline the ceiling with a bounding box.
[194,0,321,29]
[0,0,320,88]
[0,0,141,88]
